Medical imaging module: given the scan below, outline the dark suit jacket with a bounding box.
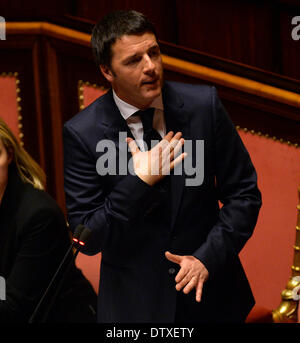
[0,166,97,322]
[63,81,262,323]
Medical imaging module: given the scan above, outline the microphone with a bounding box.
[72,224,90,247]
[28,225,92,323]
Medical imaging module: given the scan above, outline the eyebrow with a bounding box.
[122,44,160,64]
[123,53,140,64]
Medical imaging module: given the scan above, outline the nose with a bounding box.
[143,54,155,73]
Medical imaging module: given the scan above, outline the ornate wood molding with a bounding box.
[6,22,91,47]
[162,55,300,109]
[236,126,299,149]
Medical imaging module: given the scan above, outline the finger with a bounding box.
[162,132,182,155]
[167,132,182,149]
[169,138,184,161]
[126,138,140,156]
[170,152,187,170]
[183,276,198,294]
[158,145,162,175]
[166,134,182,155]
[171,131,182,142]
[165,251,182,264]
[175,272,192,291]
[175,266,188,283]
[196,279,204,302]
[162,131,174,143]
[160,138,183,176]
[158,133,174,153]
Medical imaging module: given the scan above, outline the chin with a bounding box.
[145,85,161,99]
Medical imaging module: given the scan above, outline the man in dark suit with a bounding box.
[63,10,262,323]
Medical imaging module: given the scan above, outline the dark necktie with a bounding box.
[134,108,171,203]
[134,108,162,151]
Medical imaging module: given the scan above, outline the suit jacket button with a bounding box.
[168,268,176,275]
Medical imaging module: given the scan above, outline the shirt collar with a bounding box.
[112,89,164,120]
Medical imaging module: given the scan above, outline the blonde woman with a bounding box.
[0,118,97,322]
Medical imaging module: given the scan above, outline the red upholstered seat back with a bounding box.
[239,131,300,313]
[78,81,107,111]
[0,73,21,140]
[76,252,102,294]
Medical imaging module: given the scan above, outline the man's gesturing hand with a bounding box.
[126,131,186,186]
[165,251,209,303]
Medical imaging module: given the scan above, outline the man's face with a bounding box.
[101,32,164,109]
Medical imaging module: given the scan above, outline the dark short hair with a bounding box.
[91,10,157,68]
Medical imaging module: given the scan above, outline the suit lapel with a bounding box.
[101,89,135,141]
[162,82,190,231]
[99,90,134,177]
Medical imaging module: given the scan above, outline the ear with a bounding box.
[100,65,114,83]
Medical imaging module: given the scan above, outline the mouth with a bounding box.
[141,78,158,86]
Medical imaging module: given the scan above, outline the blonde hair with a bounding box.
[0,118,46,190]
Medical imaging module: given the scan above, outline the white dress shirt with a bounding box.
[113,90,166,151]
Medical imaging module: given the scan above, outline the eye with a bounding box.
[149,51,158,57]
[126,56,141,65]
[148,47,160,58]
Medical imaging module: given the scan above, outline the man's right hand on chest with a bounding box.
[126,131,187,186]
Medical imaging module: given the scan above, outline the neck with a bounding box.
[112,89,160,110]
[112,89,163,113]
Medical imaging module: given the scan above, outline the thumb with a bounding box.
[126,137,140,156]
[165,251,182,265]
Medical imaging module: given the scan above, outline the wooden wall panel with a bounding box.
[0,0,70,20]
[1,0,300,80]
[74,0,178,43]
[176,0,277,72]
[279,8,300,80]
[70,0,300,80]
[47,37,106,124]
[0,35,45,166]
